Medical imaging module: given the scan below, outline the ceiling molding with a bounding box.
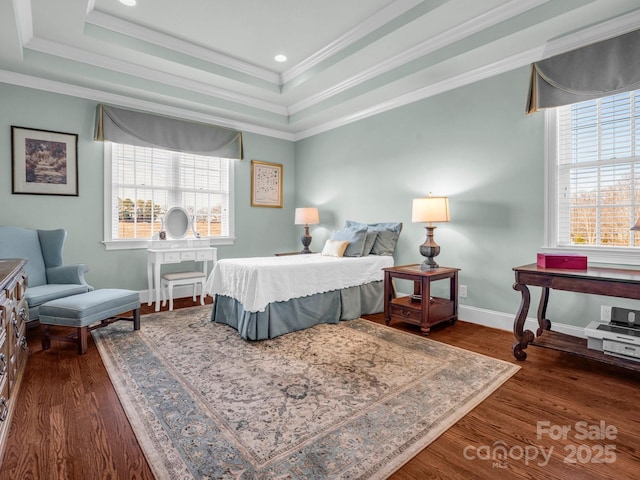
[293,9,640,141]
[536,7,640,59]
[288,0,551,115]
[0,69,296,141]
[280,0,422,85]
[24,37,289,117]
[4,1,640,142]
[293,47,543,141]
[85,8,281,86]
[12,0,33,50]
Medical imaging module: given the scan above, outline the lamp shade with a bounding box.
[632,217,640,230]
[412,196,450,223]
[295,207,320,225]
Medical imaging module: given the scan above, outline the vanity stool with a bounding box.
[161,271,206,311]
[40,288,141,355]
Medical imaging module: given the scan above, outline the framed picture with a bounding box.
[11,126,79,196]
[251,160,282,208]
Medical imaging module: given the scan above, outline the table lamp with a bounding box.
[295,207,320,254]
[412,194,450,269]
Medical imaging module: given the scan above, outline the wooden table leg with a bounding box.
[537,286,552,335]
[512,281,534,361]
[383,271,391,326]
[420,276,431,336]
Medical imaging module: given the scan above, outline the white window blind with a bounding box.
[555,90,640,248]
[109,143,231,242]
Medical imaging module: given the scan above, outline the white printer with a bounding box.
[585,318,640,362]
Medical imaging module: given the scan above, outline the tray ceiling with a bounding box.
[1,0,640,140]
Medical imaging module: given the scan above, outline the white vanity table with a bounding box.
[146,206,217,311]
[147,241,217,311]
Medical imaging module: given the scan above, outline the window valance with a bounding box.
[527,29,640,114]
[94,104,243,159]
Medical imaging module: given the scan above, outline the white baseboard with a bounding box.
[459,304,587,338]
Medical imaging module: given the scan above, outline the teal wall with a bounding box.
[0,83,297,291]
[295,66,636,327]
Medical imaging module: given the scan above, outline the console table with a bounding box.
[512,263,640,372]
[147,244,217,311]
[383,265,459,335]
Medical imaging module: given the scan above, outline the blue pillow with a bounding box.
[362,230,378,255]
[331,226,368,257]
[345,221,402,255]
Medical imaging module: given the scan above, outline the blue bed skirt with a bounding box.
[211,281,384,340]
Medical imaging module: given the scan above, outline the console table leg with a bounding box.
[537,287,552,335]
[512,282,534,361]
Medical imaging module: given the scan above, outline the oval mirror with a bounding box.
[164,206,191,239]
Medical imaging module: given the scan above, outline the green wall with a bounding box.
[0,83,297,291]
[294,66,639,328]
[3,69,639,328]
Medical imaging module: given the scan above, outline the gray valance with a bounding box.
[527,29,640,114]
[94,104,243,159]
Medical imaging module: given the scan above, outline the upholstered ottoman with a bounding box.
[40,289,141,355]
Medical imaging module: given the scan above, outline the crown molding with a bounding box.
[85,9,281,86]
[24,37,289,117]
[13,0,33,50]
[0,69,295,141]
[6,4,640,144]
[280,0,422,85]
[293,47,543,140]
[537,7,640,59]
[288,0,550,115]
[292,7,640,139]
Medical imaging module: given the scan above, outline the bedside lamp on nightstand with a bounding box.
[412,194,450,270]
[295,207,320,254]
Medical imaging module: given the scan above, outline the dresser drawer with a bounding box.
[0,334,8,386]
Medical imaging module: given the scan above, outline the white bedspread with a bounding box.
[205,254,394,313]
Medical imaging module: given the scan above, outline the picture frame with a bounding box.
[251,160,283,208]
[11,126,79,196]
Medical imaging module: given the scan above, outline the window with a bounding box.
[103,142,234,249]
[546,89,640,264]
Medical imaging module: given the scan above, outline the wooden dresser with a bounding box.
[0,259,28,463]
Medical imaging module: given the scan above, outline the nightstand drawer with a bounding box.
[389,302,421,323]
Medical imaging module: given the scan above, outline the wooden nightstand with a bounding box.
[383,264,459,335]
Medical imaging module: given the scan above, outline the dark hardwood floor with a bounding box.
[1,299,639,479]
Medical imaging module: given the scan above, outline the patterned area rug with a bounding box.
[93,307,519,479]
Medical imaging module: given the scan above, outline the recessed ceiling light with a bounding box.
[119,0,137,6]
[274,54,287,63]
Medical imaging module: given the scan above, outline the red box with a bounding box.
[537,253,587,269]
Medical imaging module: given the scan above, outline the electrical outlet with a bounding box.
[459,285,467,298]
[601,305,612,322]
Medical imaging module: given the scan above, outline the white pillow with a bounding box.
[321,239,349,257]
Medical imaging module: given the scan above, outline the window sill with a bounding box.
[540,246,640,266]
[102,237,236,251]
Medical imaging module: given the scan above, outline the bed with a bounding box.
[206,253,394,340]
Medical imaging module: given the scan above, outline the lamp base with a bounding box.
[419,225,441,269]
[300,226,312,254]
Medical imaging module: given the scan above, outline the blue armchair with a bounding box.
[0,226,93,322]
